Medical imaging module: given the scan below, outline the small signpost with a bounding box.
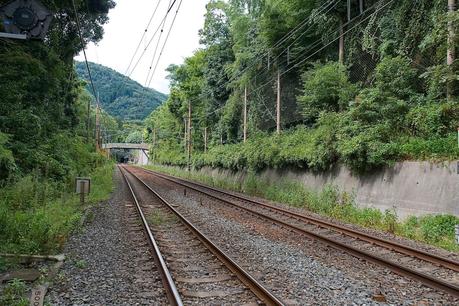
[75,177,91,205]
[455,225,459,244]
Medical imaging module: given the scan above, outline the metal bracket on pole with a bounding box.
[0,32,27,39]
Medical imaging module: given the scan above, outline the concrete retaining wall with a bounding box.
[196,161,459,219]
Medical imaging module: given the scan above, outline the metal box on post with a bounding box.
[75,177,91,204]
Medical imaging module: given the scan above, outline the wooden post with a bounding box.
[447,0,457,101]
[187,101,192,171]
[276,69,281,134]
[339,20,345,64]
[204,127,208,152]
[244,86,248,142]
[359,0,364,14]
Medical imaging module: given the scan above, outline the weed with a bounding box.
[0,162,114,255]
[74,259,87,269]
[0,279,28,306]
[148,211,165,226]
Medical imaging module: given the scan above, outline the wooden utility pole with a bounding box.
[276,69,281,134]
[187,101,192,171]
[243,86,248,142]
[447,0,457,100]
[204,127,208,153]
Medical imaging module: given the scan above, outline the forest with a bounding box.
[0,0,117,254]
[146,0,459,173]
[75,61,167,121]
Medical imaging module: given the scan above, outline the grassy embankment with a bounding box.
[145,164,459,252]
[0,162,115,257]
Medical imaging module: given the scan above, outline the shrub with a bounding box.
[374,56,418,99]
[298,61,357,123]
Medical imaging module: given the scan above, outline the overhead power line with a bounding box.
[147,0,184,87]
[125,0,164,75]
[71,0,97,101]
[145,0,174,86]
[248,0,396,98]
[128,0,178,77]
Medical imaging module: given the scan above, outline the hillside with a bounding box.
[75,62,167,120]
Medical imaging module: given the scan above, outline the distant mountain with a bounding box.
[75,62,167,120]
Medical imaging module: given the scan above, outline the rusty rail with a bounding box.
[119,166,183,306]
[136,166,459,298]
[121,165,285,306]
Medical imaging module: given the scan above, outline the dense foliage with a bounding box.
[76,61,167,120]
[146,0,459,173]
[0,0,116,254]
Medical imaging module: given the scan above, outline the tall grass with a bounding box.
[0,162,114,255]
[146,165,459,252]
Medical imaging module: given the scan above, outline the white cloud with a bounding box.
[75,0,208,94]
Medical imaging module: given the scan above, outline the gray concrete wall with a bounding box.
[196,161,459,219]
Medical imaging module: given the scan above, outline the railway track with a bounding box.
[119,165,285,305]
[130,166,459,298]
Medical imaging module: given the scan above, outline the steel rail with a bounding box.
[119,166,183,306]
[142,168,459,273]
[135,167,459,298]
[121,165,285,306]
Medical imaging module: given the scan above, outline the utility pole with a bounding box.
[339,20,345,64]
[184,118,187,152]
[204,127,208,153]
[359,0,364,14]
[276,68,281,134]
[243,86,248,142]
[152,128,156,164]
[187,101,192,171]
[347,0,351,21]
[447,0,457,101]
[95,104,100,151]
[86,98,91,143]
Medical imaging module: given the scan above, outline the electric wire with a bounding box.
[145,0,173,86]
[125,0,164,75]
[71,0,98,102]
[147,0,184,87]
[247,0,396,99]
[128,0,178,77]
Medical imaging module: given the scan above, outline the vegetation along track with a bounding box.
[119,165,285,305]
[133,166,459,298]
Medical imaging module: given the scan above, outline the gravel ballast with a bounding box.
[47,169,168,306]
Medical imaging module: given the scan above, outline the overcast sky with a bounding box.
[75,0,208,94]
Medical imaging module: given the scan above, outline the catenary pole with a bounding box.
[447,0,457,101]
[276,68,281,134]
[244,86,248,142]
[187,101,192,171]
[204,127,208,153]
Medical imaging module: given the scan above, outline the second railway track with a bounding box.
[130,165,459,299]
[119,165,285,305]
